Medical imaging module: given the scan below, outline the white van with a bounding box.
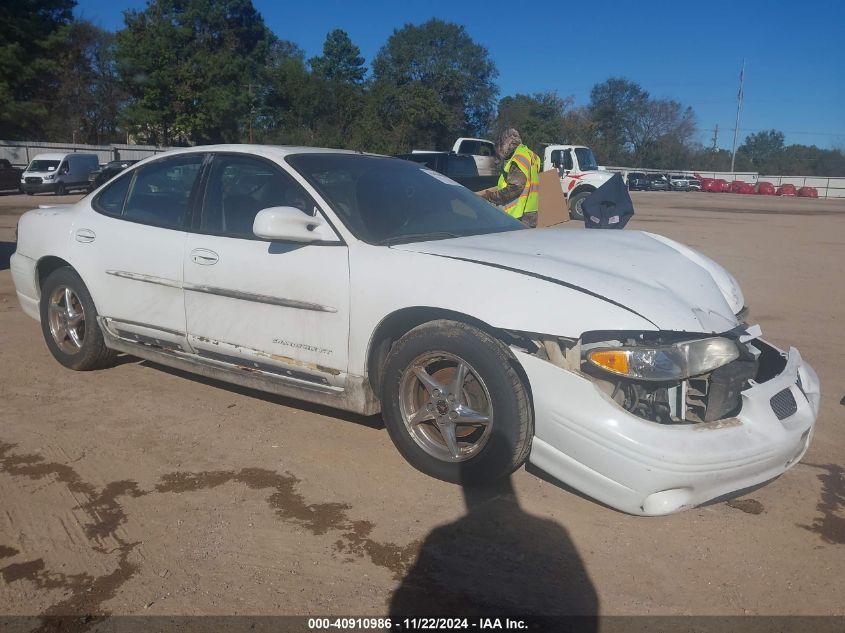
[21,153,100,195]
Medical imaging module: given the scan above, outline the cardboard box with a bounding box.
[537,170,570,227]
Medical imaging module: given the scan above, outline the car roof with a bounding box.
[155,144,366,159]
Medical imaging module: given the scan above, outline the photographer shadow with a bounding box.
[389,476,598,626]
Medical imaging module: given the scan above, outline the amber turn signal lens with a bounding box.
[588,350,630,375]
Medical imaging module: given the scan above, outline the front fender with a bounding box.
[347,243,656,376]
[568,184,597,200]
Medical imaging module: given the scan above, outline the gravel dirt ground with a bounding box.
[0,190,843,622]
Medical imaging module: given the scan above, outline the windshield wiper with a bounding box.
[377,231,461,246]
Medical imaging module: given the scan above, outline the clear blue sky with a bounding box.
[75,0,845,150]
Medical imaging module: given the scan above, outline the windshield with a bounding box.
[28,160,60,172]
[574,148,599,171]
[287,153,524,245]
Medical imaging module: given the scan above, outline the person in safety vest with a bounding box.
[480,128,541,228]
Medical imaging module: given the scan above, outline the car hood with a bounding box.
[394,228,743,333]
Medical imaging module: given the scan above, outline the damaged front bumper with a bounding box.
[516,341,820,515]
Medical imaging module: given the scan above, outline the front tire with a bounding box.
[39,267,117,370]
[568,190,591,220]
[380,320,533,484]
[55,182,66,196]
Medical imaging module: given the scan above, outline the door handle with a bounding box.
[190,248,219,265]
[75,228,96,243]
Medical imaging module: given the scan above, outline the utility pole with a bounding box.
[730,59,746,173]
[248,82,254,144]
[242,82,255,143]
[711,124,719,150]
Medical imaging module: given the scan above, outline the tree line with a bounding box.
[2,0,842,176]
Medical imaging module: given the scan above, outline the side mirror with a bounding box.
[253,206,336,243]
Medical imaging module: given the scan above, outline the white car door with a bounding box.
[183,152,350,390]
[70,153,205,350]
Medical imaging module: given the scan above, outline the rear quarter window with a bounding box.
[94,173,132,215]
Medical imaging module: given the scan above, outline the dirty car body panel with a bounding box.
[10,145,820,515]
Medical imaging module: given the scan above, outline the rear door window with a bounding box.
[93,154,204,228]
[122,155,204,229]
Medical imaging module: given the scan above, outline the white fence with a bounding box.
[757,175,845,199]
[606,165,845,199]
[0,140,175,167]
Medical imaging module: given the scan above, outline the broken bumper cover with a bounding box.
[517,343,820,515]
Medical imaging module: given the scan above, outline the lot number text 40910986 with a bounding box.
[307,618,528,630]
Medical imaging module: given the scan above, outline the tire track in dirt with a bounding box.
[0,441,420,630]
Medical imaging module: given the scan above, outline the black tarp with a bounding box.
[582,173,634,229]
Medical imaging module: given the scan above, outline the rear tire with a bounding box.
[568,190,592,220]
[380,320,533,484]
[39,267,117,370]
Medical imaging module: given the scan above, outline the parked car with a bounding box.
[699,178,717,192]
[0,158,23,191]
[730,180,755,195]
[88,160,139,192]
[797,186,818,198]
[9,145,820,516]
[21,153,99,195]
[669,175,690,191]
[756,181,776,195]
[703,178,728,193]
[777,183,797,196]
[626,172,650,191]
[647,174,669,191]
[686,177,702,191]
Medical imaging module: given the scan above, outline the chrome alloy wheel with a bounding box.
[398,352,493,462]
[47,286,86,354]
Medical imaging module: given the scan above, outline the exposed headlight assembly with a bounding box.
[585,337,740,382]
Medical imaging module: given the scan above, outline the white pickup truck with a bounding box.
[398,137,498,191]
[541,144,614,219]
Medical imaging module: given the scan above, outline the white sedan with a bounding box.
[10,145,820,515]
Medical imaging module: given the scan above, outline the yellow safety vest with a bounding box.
[497,144,540,218]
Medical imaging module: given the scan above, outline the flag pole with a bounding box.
[730,59,746,173]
